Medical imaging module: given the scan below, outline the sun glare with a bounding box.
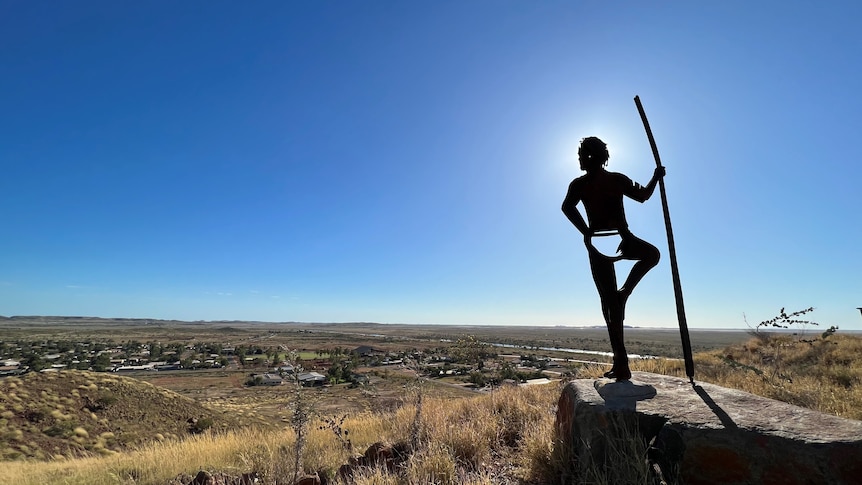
[566,123,641,174]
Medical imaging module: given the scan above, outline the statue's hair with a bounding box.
[579,136,609,168]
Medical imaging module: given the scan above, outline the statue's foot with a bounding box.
[602,367,632,381]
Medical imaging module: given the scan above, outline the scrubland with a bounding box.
[1,328,860,485]
[0,384,559,485]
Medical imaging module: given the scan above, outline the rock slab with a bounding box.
[556,372,862,485]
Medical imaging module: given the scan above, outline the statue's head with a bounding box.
[578,137,609,171]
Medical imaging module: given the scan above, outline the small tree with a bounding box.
[281,348,314,482]
[91,353,112,372]
[468,371,487,387]
[450,335,493,366]
[22,353,46,372]
[742,307,821,384]
[747,306,818,341]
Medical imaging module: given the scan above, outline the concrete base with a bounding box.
[556,372,862,485]
[594,378,657,410]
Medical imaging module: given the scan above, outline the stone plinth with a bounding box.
[555,372,862,485]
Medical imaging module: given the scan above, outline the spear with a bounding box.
[634,95,695,382]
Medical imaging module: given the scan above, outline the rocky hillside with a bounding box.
[0,370,241,460]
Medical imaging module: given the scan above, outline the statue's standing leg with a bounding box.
[588,250,630,380]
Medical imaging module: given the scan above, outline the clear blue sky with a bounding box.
[2,2,860,330]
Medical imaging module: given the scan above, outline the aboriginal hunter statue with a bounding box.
[562,136,665,381]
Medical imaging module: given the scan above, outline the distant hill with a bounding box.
[0,370,243,460]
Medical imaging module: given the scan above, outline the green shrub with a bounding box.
[22,407,49,423]
[84,391,117,412]
[189,417,213,434]
[43,421,75,438]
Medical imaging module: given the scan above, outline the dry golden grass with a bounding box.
[579,333,862,421]
[0,383,561,485]
[1,428,271,485]
[695,333,862,420]
[0,371,243,462]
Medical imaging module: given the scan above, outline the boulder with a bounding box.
[364,441,392,466]
[189,471,216,485]
[337,441,412,482]
[293,474,320,485]
[556,372,862,484]
[186,470,259,485]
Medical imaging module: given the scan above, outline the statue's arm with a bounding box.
[562,182,590,237]
[628,166,665,203]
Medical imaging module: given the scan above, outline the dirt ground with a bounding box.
[136,366,478,426]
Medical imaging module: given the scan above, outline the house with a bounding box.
[0,365,27,377]
[352,346,383,357]
[521,378,553,387]
[297,371,327,386]
[114,364,157,372]
[250,373,283,386]
[541,370,563,378]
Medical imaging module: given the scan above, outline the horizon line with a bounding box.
[3,315,857,332]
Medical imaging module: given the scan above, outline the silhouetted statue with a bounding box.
[562,136,665,381]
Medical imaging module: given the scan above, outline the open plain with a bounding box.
[1,316,752,427]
